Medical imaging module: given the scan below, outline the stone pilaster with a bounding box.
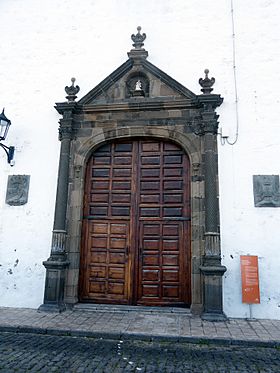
[196,73,227,321]
[39,102,77,312]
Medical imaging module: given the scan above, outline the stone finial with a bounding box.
[199,69,215,94]
[65,77,80,102]
[131,26,146,49]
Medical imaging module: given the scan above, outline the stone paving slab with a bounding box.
[0,307,279,347]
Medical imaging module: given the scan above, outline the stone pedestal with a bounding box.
[38,257,69,313]
[200,257,227,321]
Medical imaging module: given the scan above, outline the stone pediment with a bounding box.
[56,27,223,115]
[78,51,196,107]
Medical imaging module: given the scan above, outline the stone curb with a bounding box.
[0,325,279,348]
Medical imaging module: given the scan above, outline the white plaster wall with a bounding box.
[0,0,279,318]
[219,0,280,319]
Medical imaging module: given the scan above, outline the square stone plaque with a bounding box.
[6,175,30,206]
[253,175,280,207]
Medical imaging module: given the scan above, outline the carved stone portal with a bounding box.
[6,175,30,206]
[40,27,226,320]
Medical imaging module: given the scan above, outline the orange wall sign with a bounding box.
[240,255,260,304]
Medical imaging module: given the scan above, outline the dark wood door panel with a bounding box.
[81,220,130,303]
[85,141,134,221]
[80,141,135,304]
[80,139,191,306]
[138,139,190,222]
[137,221,189,306]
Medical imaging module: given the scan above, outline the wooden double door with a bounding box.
[79,139,191,306]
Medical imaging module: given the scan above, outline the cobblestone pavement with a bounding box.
[0,307,279,347]
[0,332,279,373]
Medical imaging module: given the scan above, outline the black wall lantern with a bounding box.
[0,109,14,165]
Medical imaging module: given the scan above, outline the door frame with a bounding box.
[63,126,204,315]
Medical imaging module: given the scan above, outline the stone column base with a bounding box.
[200,263,227,322]
[38,258,69,313]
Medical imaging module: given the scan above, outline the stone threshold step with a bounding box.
[73,303,191,314]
